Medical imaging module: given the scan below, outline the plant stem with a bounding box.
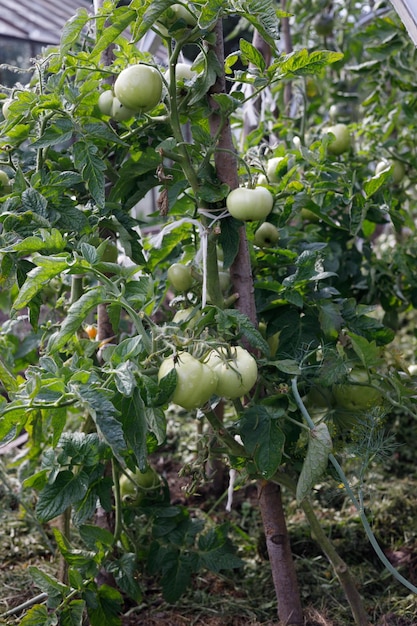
[258,480,304,626]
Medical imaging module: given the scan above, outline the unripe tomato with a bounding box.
[326,124,351,156]
[164,63,196,86]
[158,351,218,410]
[167,263,193,292]
[266,157,285,183]
[2,99,12,120]
[332,368,383,411]
[119,467,160,504]
[98,90,114,116]
[0,169,11,195]
[314,14,334,36]
[111,97,135,122]
[114,64,163,113]
[375,159,405,184]
[172,307,201,327]
[254,222,279,248]
[226,186,274,221]
[204,346,258,399]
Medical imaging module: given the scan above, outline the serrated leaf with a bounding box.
[241,0,280,46]
[0,357,18,393]
[47,286,107,353]
[21,188,48,217]
[107,553,142,603]
[198,524,243,573]
[12,256,70,312]
[217,216,241,269]
[240,38,266,71]
[221,309,270,354]
[92,6,136,55]
[363,169,391,198]
[276,49,344,77]
[36,470,90,522]
[130,0,171,42]
[238,406,285,478]
[296,422,332,503]
[77,385,126,463]
[73,141,106,207]
[12,228,65,255]
[61,9,90,54]
[79,524,114,550]
[119,389,148,471]
[19,604,49,626]
[86,584,123,626]
[60,600,86,626]
[160,552,195,603]
[29,565,69,596]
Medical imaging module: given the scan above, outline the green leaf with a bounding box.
[19,604,49,626]
[240,38,266,71]
[0,357,18,394]
[21,188,48,218]
[347,332,382,369]
[119,389,148,471]
[73,141,106,207]
[60,600,86,626]
[29,565,69,597]
[86,584,123,626]
[77,385,126,463]
[238,406,285,478]
[53,528,98,570]
[130,0,172,42]
[198,524,243,573]
[217,217,241,269]
[220,309,270,354]
[47,286,107,353]
[241,0,280,46]
[12,255,70,312]
[92,6,136,55]
[276,49,344,77]
[12,228,65,255]
[296,422,333,503]
[107,553,142,603]
[160,551,195,603]
[79,524,115,550]
[36,470,90,523]
[363,169,391,198]
[61,9,90,54]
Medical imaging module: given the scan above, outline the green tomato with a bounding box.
[332,368,383,412]
[219,270,231,292]
[114,64,163,113]
[326,123,351,156]
[167,263,193,292]
[375,159,405,184]
[98,90,114,115]
[226,186,274,221]
[204,346,258,399]
[0,169,11,195]
[314,14,334,36]
[254,222,279,248]
[119,467,160,504]
[300,208,320,223]
[164,62,196,86]
[266,157,285,183]
[158,351,218,410]
[2,99,12,120]
[111,97,135,122]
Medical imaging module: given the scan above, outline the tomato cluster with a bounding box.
[158,346,258,410]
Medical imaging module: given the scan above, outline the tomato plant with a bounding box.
[1,0,417,623]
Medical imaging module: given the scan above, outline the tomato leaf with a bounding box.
[296,422,333,503]
[86,584,123,626]
[19,604,49,626]
[238,406,285,479]
[36,470,90,523]
[47,286,107,353]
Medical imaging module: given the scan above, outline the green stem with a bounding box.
[111,459,122,542]
[203,409,248,457]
